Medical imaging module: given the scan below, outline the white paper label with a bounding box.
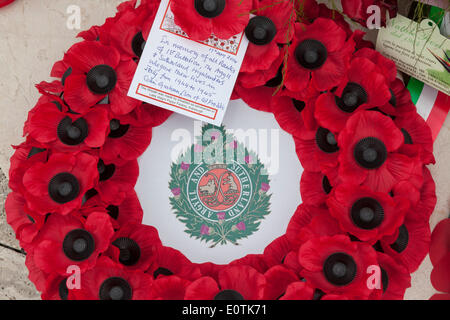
[128,0,249,125]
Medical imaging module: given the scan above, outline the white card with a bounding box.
[135,100,303,264]
[128,0,249,125]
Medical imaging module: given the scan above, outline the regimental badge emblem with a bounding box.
[169,124,271,247]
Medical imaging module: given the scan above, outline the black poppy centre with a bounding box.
[351,197,384,230]
[109,119,130,138]
[59,278,69,300]
[322,175,332,194]
[195,0,226,18]
[245,16,277,45]
[99,277,133,300]
[153,267,174,279]
[49,172,80,204]
[86,64,117,95]
[62,229,95,261]
[316,127,339,153]
[354,137,387,169]
[390,224,409,253]
[98,159,116,181]
[132,31,146,58]
[112,237,141,266]
[214,289,245,300]
[295,39,328,70]
[57,117,89,146]
[323,252,357,286]
[336,82,368,113]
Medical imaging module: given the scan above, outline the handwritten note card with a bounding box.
[128,0,249,125]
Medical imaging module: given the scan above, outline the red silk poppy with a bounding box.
[395,111,435,165]
[81,190,144,229]
[354,48,397,84]
[25,251,49,293]
[286,204,331,249]
[285,18,354,92]
[263,235,292,268]
[71,256,153,300]
[241,0,295,73]
[35,80,64,97]
[293,120,340,173]
[300,171,336,207]
[404,167,436,223]
[26,100,110,152]
[271,95,305,137]
[171,0,252,41]
[106,223,161,271]
[32,212,114,275]
[263,265,299,299]
[295,0,320,22]
[430,219,450,267]
[184,265,266,300]
[233,51,284,112]
[150,275,191,300]
[22,152,99,216]
[105,4,158,60]
[195,262,224,282]
[146,246,202,281]
[5,192,46,251]
[96,158,139,205]
[282,250,303,275]
[100,116,153,162]
[125,102,173,127]
[41,273,72,300]
[327,184,409,243]
[279,281,315,300]
[380,213,431,273]
[271,86,321,136]
[230,254,269,274]
[430,251,450,294]
[337,111,416,193]
[314,58,391,132]
[8,139,49,195]
[370,252,411,300]
[293,210,342,249]
[299,235,378,298]
[62,41,140,115]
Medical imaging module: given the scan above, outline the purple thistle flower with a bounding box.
[200,224,210,235]
[236,222,246,231]
[260,183,270,192]
[180,162,190,171]
[171,188,181,196]
[217,212,226,220]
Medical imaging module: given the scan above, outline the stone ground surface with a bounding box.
[0,0,448,300]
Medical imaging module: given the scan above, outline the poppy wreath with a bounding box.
[5,0,437,300]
